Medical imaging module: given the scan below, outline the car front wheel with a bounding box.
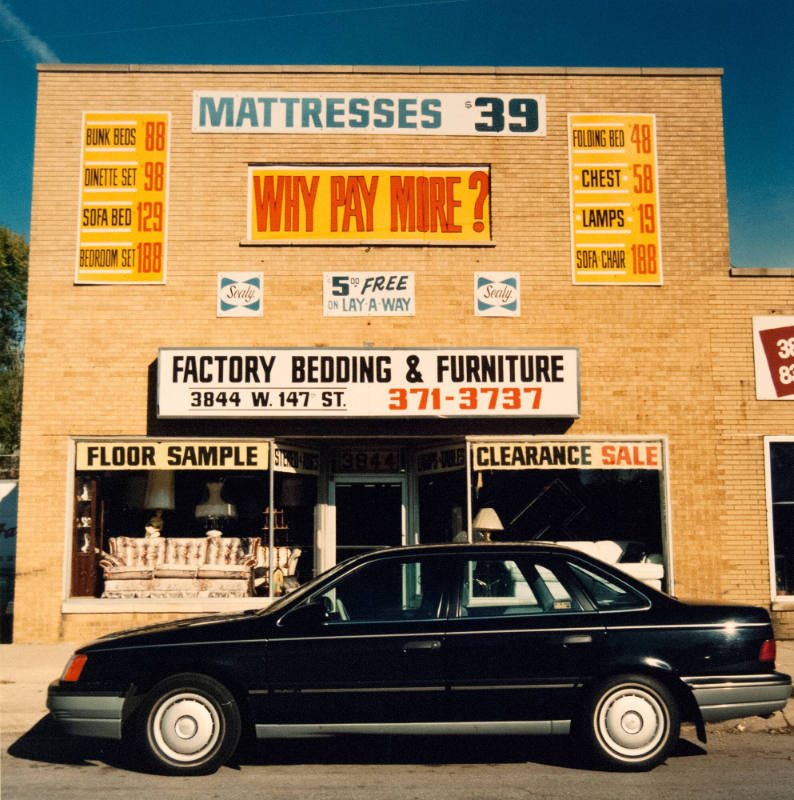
[136,673,241,775]
[577,674,680,771]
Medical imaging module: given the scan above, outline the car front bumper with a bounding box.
[684,672,792,723]
[47,682,125,739]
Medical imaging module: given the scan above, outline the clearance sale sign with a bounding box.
[247,165,491,244]
[568,113,662,285]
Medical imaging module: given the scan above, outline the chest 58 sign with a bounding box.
[569,113,662,285]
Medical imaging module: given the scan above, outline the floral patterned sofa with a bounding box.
[100,536,260,599]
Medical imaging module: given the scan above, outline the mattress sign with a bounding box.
[194,92,546,136]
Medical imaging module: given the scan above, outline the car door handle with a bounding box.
[563,634,593,645]
[403,639,442,652]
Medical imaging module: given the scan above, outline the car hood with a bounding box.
[80,609,271,651]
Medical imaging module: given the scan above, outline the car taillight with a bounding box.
[759,639,776,664]
[62,654,88,682]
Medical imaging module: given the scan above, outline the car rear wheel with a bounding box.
[577,674,679,770]
[136,673,241,775]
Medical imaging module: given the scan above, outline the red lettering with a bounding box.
[253,175,319,232]
[389,175,461,233]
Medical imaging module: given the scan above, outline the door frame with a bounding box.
[324,474,409,569]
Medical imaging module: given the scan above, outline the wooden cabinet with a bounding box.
[71,479,100,596]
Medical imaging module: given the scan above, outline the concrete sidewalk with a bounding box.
[1,641,792,741]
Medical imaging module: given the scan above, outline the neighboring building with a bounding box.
[0,479,18,642]
[13,64,792,643]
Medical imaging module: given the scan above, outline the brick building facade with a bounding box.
[13,64,793,643]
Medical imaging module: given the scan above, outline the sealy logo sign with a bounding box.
[218,272,263,317]
[475,272,519,316]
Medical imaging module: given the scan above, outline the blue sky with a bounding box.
[1,0,792,267]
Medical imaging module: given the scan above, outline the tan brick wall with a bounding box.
[14,66,790,643]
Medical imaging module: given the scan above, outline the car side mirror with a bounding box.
[279,600,327,629]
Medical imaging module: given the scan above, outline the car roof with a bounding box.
[345,541,591,561]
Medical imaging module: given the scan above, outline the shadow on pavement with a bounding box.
[6,715,707,773]
[6,715,127,767]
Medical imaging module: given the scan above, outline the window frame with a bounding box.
[766,435,794,602]
[450,552,599,620]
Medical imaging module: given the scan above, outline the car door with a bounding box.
[264,553,450,724]
[444,552,604,725]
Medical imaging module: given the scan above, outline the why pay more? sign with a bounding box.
[157,348,580,419]
[247,165,490,244]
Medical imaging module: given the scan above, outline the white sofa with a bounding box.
[550,540,665,591]
[100,536,260,598]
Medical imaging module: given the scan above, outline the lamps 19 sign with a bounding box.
[76,111,170,284]
[569,113,662,285]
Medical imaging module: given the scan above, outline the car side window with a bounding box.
[567,561,648,610]
[458,557,580,618]
[315,557,445,623]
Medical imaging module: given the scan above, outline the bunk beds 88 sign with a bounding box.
[76,112,170,284]
[192,91,546,136]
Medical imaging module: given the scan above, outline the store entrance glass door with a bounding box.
[331,477,406,563]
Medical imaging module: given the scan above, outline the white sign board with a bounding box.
[475,272,519,316]
[324,272,415,316]
[217,272,263,317]
[157,347,580,418]
[193,92,546,136]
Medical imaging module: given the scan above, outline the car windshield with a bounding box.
[255,552,366,615]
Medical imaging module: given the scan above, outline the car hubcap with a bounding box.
[596,686,666,758]
[151,692,221,762]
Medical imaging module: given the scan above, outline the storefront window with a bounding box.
[71,440,317,601]
[469,439,668,590]
[767,437,794,598]
[417,443,467,544]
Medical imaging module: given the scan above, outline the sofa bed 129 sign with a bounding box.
[48,543,791,775]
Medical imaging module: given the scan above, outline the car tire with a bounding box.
[577,674,680,771]
[135,673,241,775]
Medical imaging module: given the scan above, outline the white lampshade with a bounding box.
[195,481,237,518]
[472,507,503,532]
[144,470,175,510]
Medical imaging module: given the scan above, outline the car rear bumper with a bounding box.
[684,672,792,723]
[46,683,125,739]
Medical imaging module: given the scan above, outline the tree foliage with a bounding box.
[0,227,28,454]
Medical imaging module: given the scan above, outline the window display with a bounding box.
[71,439,318,600]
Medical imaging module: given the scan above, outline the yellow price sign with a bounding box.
[76,112,170,284]
[247,165,491,244]
[569,114,662,285]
